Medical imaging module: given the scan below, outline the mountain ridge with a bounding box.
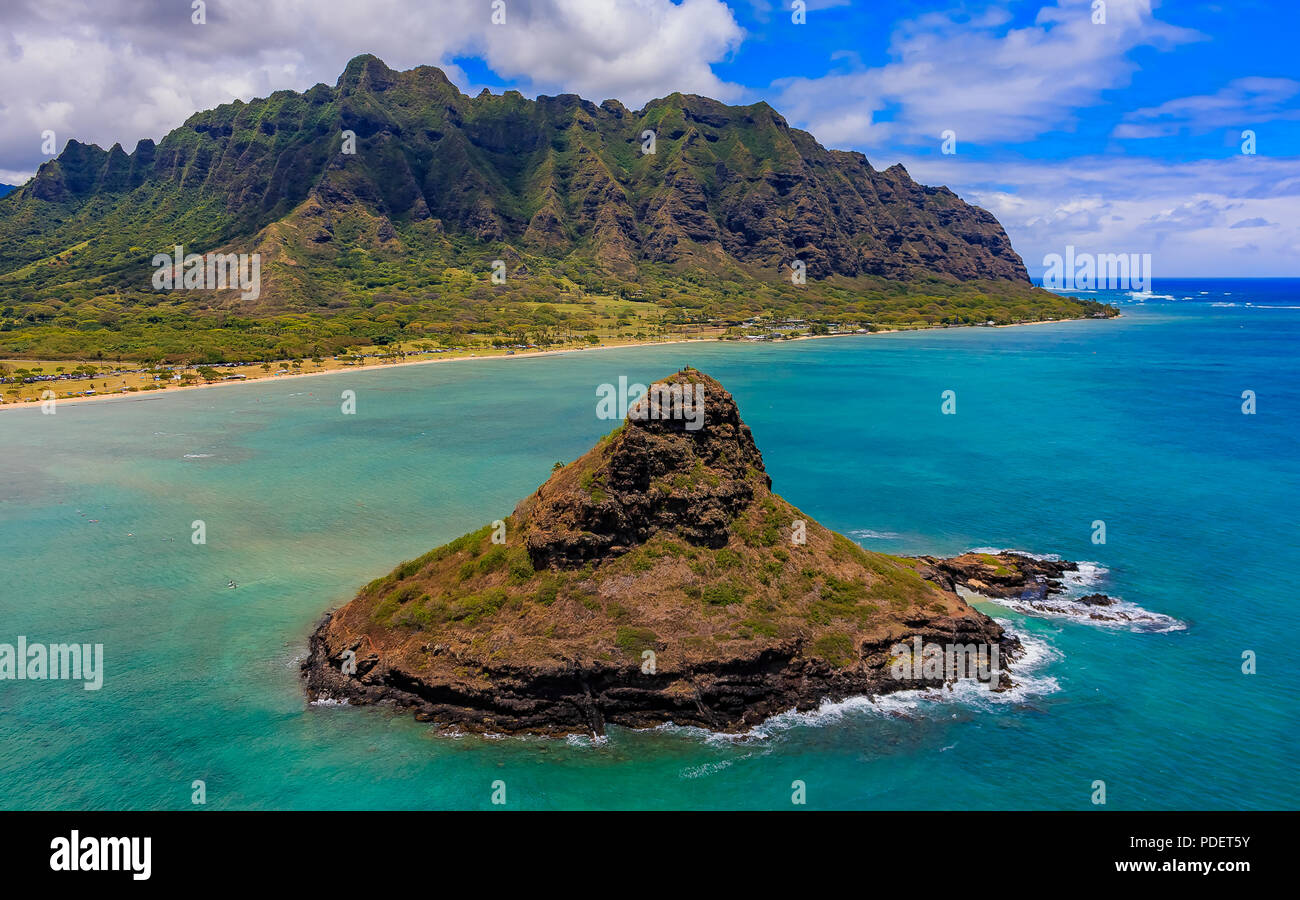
[0,55,1114,362]
[3,54,1027,282]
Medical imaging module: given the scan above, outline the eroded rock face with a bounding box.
[520,372,770,569]
[303,369,1029,736]
[304,613,1011,736]
[6,56,1037,306]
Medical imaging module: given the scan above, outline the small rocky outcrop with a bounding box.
[914,552,1082,604]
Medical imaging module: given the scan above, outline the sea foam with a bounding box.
[648,625,1061,745]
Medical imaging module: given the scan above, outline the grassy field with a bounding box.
[0,273,1118,406]
[0,251,1118,369]
[0,319,728,405]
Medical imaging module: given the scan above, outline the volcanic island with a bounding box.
[304,369,1098,735]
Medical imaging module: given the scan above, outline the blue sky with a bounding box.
[725,1,1300,164]
[1,0,1296,276]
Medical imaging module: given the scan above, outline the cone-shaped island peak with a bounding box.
[304,368,1026,735]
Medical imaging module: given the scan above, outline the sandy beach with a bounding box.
[0,316,1105,413]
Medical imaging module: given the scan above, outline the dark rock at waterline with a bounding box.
[1077,593,1116,607]
[912,551,1076,600]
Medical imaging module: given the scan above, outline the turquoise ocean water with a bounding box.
[1,279,1296,810]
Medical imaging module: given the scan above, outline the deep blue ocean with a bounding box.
[1,278,1296,809]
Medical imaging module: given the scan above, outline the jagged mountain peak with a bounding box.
[0,55,1032,302]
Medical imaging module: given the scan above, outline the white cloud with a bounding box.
[478,0,744,105]
[0,0,744,182]
[742,0,851,23]
[1114,77,1300,139]
[902,153,1300,276]
[771,0,1201,149]
[752,0,1296,276]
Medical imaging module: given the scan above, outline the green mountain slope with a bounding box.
[0,55,1113,362]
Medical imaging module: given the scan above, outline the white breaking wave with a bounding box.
[989,591,1185,633]
[967,546,1061,562]
[1063,561,1107,588]
[849,529,901,540]
[969,560,1186,633]
[648,625,1060,745]
[680,759,735,779]
[309,695,350,707]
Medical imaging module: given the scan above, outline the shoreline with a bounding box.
[0,315,1111,413]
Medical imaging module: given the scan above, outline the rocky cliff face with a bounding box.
[1,54,1028,295]
[303,370,1020,736]
[519,373,769,568]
